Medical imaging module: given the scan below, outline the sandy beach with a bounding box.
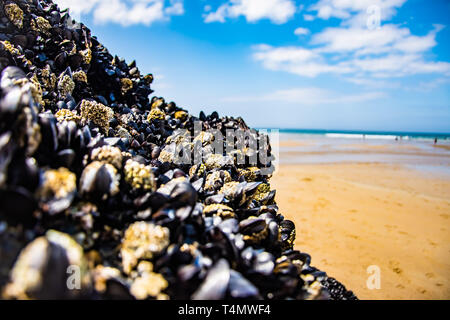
[272,135,450,300]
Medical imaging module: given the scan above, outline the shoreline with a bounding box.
[271,138,450,300]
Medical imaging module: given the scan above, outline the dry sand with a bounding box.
[271,162,450,300]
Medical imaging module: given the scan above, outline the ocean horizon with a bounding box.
[258,128,450,141]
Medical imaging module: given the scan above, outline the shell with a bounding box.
[121,222,170,274]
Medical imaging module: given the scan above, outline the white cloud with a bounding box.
[253,45,352,77]
[303,14,314,21]
[311,24,408,53]
[393,24,444,53]
[253,43,450,78]
[309,0,406,27]
[165,0,184,15]
[204,0,297,24]
[54,0,184,26]
[223,87,386,105]
[344,77,402,89]
[253,45,317,64]
[252,2,450,79]
[294,27,310,36]
[204,5,228,23]
[414,78,450,92]
[311,24,444,56]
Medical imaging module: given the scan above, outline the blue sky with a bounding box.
[55,0,450,132]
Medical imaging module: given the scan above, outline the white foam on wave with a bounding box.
[325,133,399,140]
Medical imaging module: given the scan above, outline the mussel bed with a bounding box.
[0,0,357,300]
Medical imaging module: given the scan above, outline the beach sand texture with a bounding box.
[272,137,450,300]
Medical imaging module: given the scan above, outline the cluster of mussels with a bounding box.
[0,0,357,300]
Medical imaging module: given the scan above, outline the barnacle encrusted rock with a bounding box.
[4,3,23,29]
[194,131,215,146]
[116,126,132,139]
[130,261,168,300]
[35,167,77,214]
[147,108,165,122]
[203,204,235,219]
[26,120,41,156]
[204,170,231,192]
[156,176,188,196]
[55,109,80,122]
[91,146,123,169]
[204,154,233,170]
[189,163,206,178]
[9,71,43,105]
[124,159,156,191]
[80,48,92,64]
[0,0,357,301]
[242,217,269,244]
[251,183,271,202]
[31,16,52,35]
[121,222,170,274]
[158,147,174,163]
[279,221,296,251]
[0,40,33,71]
[144,74,154,85]
[2,237,52,299]
[1,40,19,55]
[38,167,77,199]
[165,130,191,146]
[57,74,75,97]
[151,97,164,110]
[79,100,114,133]
[2,230,90,299]
[120,78,133,94]
[237,167,260,182]
[45,229,88,270]
[219,181,240,199]
[174,110,188,121]
[131,272,168,300]
[92,265,122,293]
[40,65,57,89]
[72,70,88,83]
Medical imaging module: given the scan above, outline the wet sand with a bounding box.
[271,138,450,300]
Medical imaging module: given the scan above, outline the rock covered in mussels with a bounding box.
[0,0,356,300]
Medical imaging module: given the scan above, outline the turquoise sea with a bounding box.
[275,129,450,141]
[266,128,450,176]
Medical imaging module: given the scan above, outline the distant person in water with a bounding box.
[434,138,438,144]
